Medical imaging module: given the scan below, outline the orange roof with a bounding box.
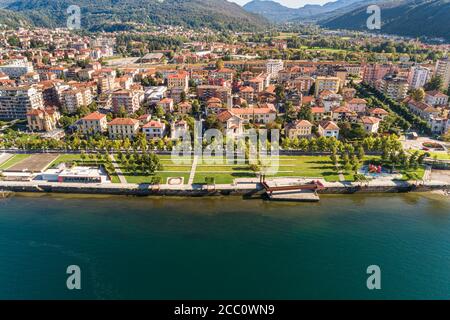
[143,120,164,128]
[332,106,352,113]
[217,110,235,122]
[320,121,339,131]
[82,111,106,121]
[108,118,139,126]
[370,108,389,115]
[311,107,325,113]
[240,86,254,93]
[159,98,173,104]
[361,116,381,124]
[348,98,367,104]
[231,107,276,115]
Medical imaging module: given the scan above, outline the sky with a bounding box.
[228,0,332,9]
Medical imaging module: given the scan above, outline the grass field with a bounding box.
[0,154,31,170]
[192,155,343,184]
[119,154,192,184]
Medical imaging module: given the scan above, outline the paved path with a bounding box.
[109,155,127,184]
[188,155,199,185]
[0,153,13,166]
[423,165,432,181]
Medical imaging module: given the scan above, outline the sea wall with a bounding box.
[1,181,449,198]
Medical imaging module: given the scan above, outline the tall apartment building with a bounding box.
[61,88,93,114]
[197,85,232,107]
[380,75,409,100]
[434,58,450,91]
[408,66,431,89]
[362,64,395,85]
[167,72,189,92]
[0,59,34,79]
[314,76,340,97]
[266,59,284,79]
[112,89,141,114]
[0,86,44,120]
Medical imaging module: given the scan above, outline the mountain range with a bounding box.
[0,0,449,41]
[242,0,370,22]
[0,0,268,31]
[321,0,450,41]
[243,0,450,41]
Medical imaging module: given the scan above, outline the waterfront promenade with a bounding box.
[1,177,449,197]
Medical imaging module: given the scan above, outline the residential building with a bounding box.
[142,119,166,139]
[408,100,440,120]
[314,76,340,97]
[197,85,232,107]
[171,120,189,140]
[61,88,92,114]
[229,104,277,124]
[27,107,60,132]
[217,110,244,138]
[380,75,409,100]
[0,86,44,120]
[112,89,140,114]
[425,90,449,107]
[107,118,140,139]
[78,111,107,135]
[157,98,174,113]
[434,57,450,91]
[408,65,430,89]
[266,59,284,79]
[318,120,340,138]
[368,108,389,120]
[285,120,313,139]
[360,116,381,134]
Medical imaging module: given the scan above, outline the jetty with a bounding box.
[262,179,325,202]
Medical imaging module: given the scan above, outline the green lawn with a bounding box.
[192,155,342,184]
[275,156,340,182]
[124,172,190,184]
[0,154,31,170]
[400,167,426,181]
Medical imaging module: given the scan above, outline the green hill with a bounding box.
[4,0,268,31]
[321,0,450,41]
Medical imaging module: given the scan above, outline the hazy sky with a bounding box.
[229,0,332,9]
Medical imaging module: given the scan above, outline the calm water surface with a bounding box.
[0,193,449,299]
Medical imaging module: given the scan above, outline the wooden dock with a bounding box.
[262,179,324,202]
[267,189,320,202]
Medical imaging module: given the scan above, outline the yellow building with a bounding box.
[314,76,340,97]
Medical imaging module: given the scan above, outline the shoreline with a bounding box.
[1,179,449,199]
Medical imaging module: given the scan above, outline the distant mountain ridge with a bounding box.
[321,0,450,41]
[243,0,368,22]
[1,0,269,31]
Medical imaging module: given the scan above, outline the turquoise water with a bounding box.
[0,193,449,299]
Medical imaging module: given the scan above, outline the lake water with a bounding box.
[0,193,449,299]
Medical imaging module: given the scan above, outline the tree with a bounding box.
[298,105,313,122]
[411,88,425,102]
[425,75,443,92]
[215,59,224,70]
